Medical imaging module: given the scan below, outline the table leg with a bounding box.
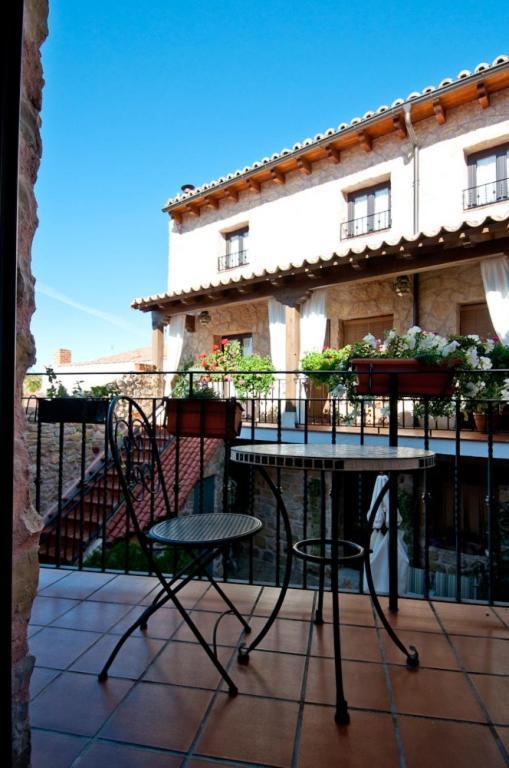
[388,472,399,613]
[330,473,349,724]
[314,470,327,626]
[238,465,293,663]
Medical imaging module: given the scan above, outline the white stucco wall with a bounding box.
[167,90,509,294]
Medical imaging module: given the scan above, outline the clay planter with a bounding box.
[165,398,243,440]
[473,412,501,434]
[351,358,456,397]
[38,397,108,424]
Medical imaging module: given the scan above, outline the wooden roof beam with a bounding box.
[224,188,239,202]
[204,195,219,210]
[172,212,182,225]
[433,99,446,124]
[477,81,490,108]
[246,178,261,193]
[186,204,200,217]
[392,114,407,138]
[325,144,341,163]
[358,130,372,152]
[297,157,313,175]
[271,168,286,185]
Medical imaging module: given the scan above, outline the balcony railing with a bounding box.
[340,210,391,239]
[29,367,509,606]
[217,249,248,271]
[463,177,509,209]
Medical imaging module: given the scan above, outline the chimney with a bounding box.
[54,348,72,365]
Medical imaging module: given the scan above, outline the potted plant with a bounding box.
[350,327,464,397]
[38,369,115,424]
[165,387,243,440]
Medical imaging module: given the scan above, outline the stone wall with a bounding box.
[418,261,486,335]
[13,1,48,765]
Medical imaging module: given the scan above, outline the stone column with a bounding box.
[13,2,48,766]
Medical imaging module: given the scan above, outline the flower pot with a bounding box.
[351,358,457,397]
[165,399,243,440]
[473,412,501,434]
[38,397,109,424]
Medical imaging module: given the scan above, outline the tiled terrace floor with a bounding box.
[30,568,509,768]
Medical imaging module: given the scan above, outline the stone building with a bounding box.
[133,54,509,405]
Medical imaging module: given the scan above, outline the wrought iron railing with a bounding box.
[463,177,509,209]
[29,368,509,606]
[217,249,248,271]
[340,210,391,239]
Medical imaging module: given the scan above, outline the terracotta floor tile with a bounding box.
[171,609,246,646]
[30,626,101,669]
[251,616,311,655]
[254,586,315,621]
[51,600,132,633]
[140,580,209,608]
[305,656,389,711]
[434,602,509,639]
[30,596,79,626]
[196,692,298,767]
[376,598,441,633]
[31,729,88,768]
[143,640,234,689]
[399,715,507,768]
[39,570,116,599]
[471,674,509,724]
[30,667,60,700]
[77,741,183,767]
[320,592,376,627]
[101,682,212,751]
[71,634,165,679]
[30,671,133,736]
[451,634,509,675]
[298,705,399,768]
[225,649,306,700]
[390,666,486,722]
[110,605,183,639]
[381,628,459,670]
[91,575,159,604]
[37,567,72,590]
[188,761,243,768]
[495,726,509,753]
[194,582,261,613]
[311,624,382,662]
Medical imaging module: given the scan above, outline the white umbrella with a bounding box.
[363,474,409,595]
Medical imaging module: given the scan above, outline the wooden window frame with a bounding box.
[466,143,509,209]
[345,182,391,238]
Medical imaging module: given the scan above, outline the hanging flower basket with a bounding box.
[38,397,109,424]
[165,398,243,440]
[351,359,457,397]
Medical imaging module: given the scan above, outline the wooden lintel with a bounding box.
[325,144,341,163]
[224,189,239,202]
[305,271,318,280]
[392,114,407,138]
[433,99,446,124]
[204,196,219,210]
[297,157,312,175]
[270,279,282,287]
[236,286,252,295]
[477,81,490,109]
[358,131,372,152]
[271,168,286,185]
[246,178,261,193]
[351,260,364,271]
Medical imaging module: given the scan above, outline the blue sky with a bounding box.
[31,0,509,368]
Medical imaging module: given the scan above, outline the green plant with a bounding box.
[301,346,352,391]
[84,539,194,572]
[231,354,275,397]
[45,366,69,398]
[193,339,275,398]
[24,374,42,394]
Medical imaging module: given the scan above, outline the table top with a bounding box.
[231,443,435,472]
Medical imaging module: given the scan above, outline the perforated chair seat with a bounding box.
[148,512,262,547]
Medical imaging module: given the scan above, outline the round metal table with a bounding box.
[231,442,435,724]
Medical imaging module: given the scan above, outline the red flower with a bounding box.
[212,344,219,352]
[221,338,230,346]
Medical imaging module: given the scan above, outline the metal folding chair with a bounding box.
[98,395,262,695]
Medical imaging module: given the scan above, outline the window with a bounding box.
[342,314,394,345]
[218,226,249,271]
[459,302,495,338]
[215,333,253,355]
[464,145,509,209]
[342,183,391,239]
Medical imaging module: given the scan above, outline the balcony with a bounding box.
[340,210,391,239]
[463,178,509,209]
[31,567,509,767]
[217,249,249,272]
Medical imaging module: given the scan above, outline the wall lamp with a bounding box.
[393,275,411,297]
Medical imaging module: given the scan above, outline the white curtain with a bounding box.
[363,475,409,595]
[165,314,186,393]
[268,298,286,400]
[481,256,509,344]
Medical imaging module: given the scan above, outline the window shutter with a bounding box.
[496,150,508,200]
[347,198,355,237]
[466,156,476,208]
